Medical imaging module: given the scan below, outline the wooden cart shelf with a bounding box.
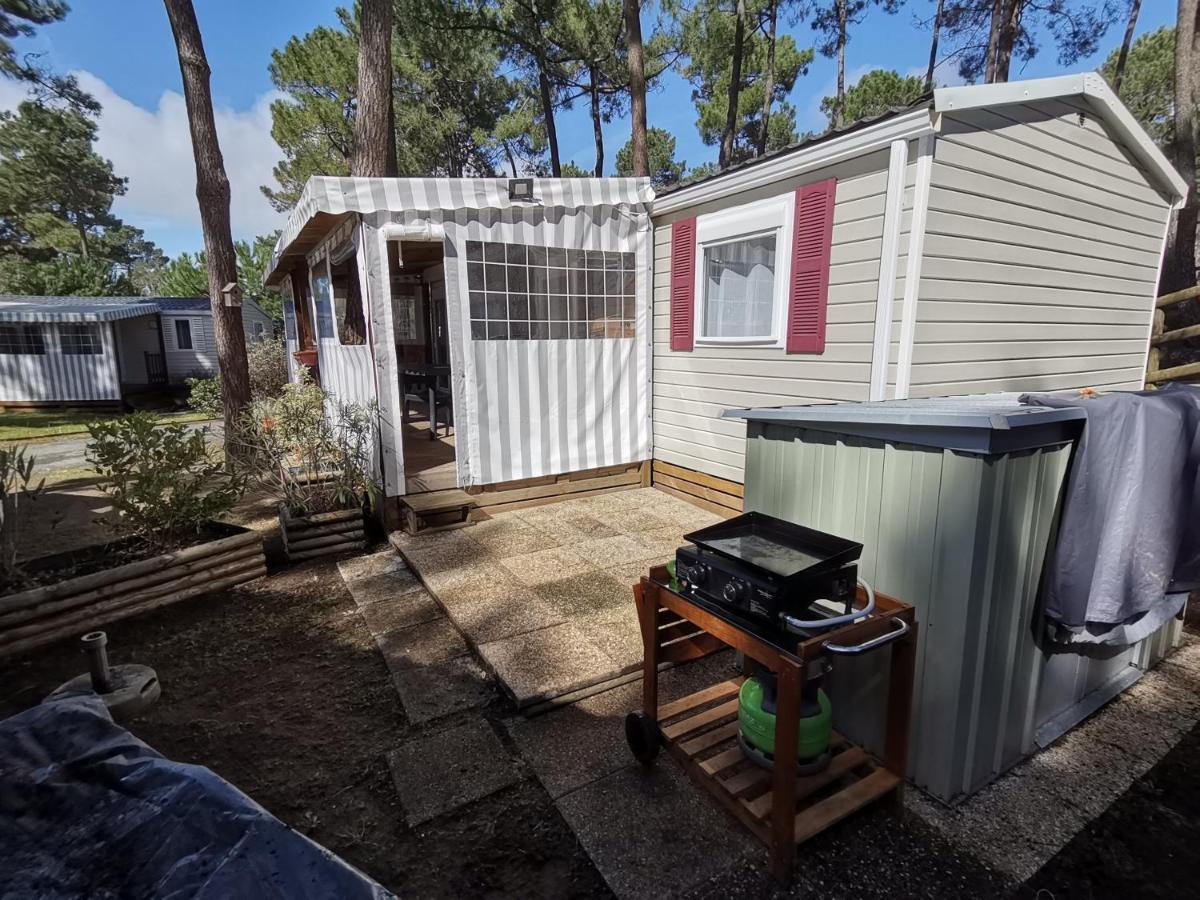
[631,568,917,882]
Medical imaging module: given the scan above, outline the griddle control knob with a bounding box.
[722,579,747,605]
[680,562,708,588]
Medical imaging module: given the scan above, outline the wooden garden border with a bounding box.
[0,527,266,658]
[279,504,365,561]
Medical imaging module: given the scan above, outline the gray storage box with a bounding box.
[726,396,1183,804]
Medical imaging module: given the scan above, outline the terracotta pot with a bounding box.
[292,348,318,367]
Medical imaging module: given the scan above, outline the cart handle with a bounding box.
[823,617,910,656]
[780,578,876,633]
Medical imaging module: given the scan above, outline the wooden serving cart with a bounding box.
[627,566,917,882]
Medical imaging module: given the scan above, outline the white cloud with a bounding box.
[0,71,286,254]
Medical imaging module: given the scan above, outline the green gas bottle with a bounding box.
[738,671,832,768]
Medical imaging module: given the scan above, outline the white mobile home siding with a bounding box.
[652,149,899,484]
[159,303,277,384]
[906,99,1171,396]
[0,322,120,402]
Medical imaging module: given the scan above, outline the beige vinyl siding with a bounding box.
[652,149,892,483]
[908,100,1171,396]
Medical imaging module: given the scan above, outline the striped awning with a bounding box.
[268,176,654,283]
[0,297,159,323]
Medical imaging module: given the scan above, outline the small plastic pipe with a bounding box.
[780,578,876,633]
[81,631,112,694]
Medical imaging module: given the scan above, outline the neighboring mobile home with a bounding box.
[267,73,1184,524]
[0,295,274,406]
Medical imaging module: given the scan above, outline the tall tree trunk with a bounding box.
[623,0,649,177]
[1163,0,1199,292]
[925,0,945,91]
[721,0,746,167]
[1113,0,1143,95]
[985,0,1004,82]
[757,1,778,157]
[163,0,249,440]
[537,61,561,176]
[995,0,1024,82]
[834,0,848,128]
[76,222,89,259]
[503,139,518,177]
[352,0,397,176]
[589,65,604,176]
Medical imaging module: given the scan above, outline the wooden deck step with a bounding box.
[400,489,476,534]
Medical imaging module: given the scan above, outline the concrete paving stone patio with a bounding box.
[571,534,663,567]
[387,718,520,826]
[498,545,595,587]
[390,653,494,725]
[477,621,623,707]
[534,571,632,623]
[376,617,469,670]
[556,757,757,900]
[436,570,565,644]
[586,613,644,673]
[505,652,737,799]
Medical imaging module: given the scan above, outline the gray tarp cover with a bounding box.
[0,696,395,899]
[1023,384,1200,646]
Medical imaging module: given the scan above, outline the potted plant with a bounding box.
[0,415,264,658]
[237,371,378,562]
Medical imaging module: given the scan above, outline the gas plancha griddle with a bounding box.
[675,512,862,639]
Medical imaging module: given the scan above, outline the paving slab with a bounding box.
[387,719,520,826]
[358,591,444,635]
[498,545,597,587]
[556,758,756,899]
[391,653,494,724]
[468,514,560,557]
[571,534,663,567]
[337,549,408,582]
[477,622,618,707]
[343,568,425,606]
[534,571,632,623]
[376,617,468,671]
[588,614,644,673]
[506,652,737,799]
[437,570,565,644]
[391,528,486,576]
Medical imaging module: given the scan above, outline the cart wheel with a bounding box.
[625,712,661,765]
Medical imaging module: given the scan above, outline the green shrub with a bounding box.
[0,445,45,586]
[248,339,289,401]
[186,342,289,418]
[86,413,245,550]
[186,374,222,417]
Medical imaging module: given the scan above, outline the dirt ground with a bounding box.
[0,556,609,898]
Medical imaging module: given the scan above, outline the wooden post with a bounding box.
[769,657,802,880]
[1146,307,1165,387]
[883,620,918,784]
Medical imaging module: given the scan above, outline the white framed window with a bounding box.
[0,324,45,355]
[693,196,793,347]
[175,318,193,350]
[60,323,102,355]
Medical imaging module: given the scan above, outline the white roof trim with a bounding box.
[651,107,936,216]
[934,72,1187,201]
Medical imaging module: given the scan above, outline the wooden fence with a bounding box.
[1146,284,1200,386]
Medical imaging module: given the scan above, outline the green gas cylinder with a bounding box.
[738,671,832,767]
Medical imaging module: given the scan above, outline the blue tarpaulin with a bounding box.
[0,696,394,898]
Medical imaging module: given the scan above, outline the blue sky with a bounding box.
[4,0,1175,258]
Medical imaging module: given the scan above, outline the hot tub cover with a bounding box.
[0,695,394,899]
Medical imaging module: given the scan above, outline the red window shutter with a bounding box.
[669,217,697,351]
[787,178,837,353]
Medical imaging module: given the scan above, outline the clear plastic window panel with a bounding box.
[0,324,45,355]
[59,323,102,355]
[465,240,636,341]
[701,234,777,338]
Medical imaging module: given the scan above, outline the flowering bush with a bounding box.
[235,371,378,516]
